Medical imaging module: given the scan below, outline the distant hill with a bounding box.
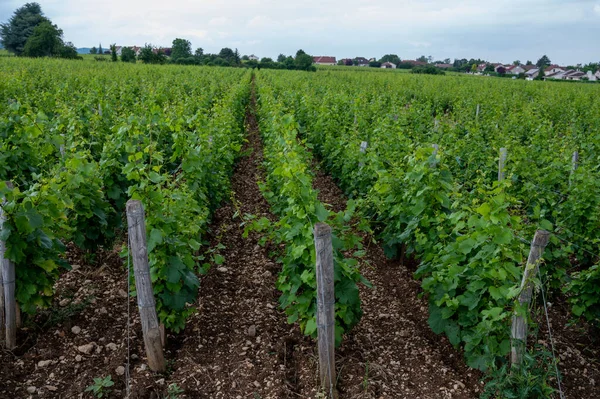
[77,48,91,54]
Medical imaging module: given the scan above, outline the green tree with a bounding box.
[110,43,117,62]
[295,50,313,71]
[98,43,103,55]
[90,46,97,54]
[0,2,48,55]
[277,53,286,63]
[194,47,203,58]
[417,55,428,63]
[121,47,136,63]
[241,54,249,61]
[139,44,166,64]
[59,41,78,59]
[471,63,477,73]
[513,60,520,65]
[444,58,451,64]
[378,54,401,65]
[526,60,533,65]
[171,38,192,61]
[22,21,63,57]
[536,55,551,68]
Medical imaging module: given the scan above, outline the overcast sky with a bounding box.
[1,0,599,65]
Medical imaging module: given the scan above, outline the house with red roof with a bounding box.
[313,56,336,66]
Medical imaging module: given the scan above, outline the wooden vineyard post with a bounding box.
[314,223,338,399]
[498,148,507,181]
[126,200,166,372]
[569,151,579,186]
[359,141,368,168]
[431,144,439,167]
[510,229,550,368]
[1,182,16,349]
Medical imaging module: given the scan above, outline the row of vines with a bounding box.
[0,58,250,332]
[255,69,600,371]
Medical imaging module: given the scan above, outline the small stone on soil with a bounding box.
[27,387,36,394]
[116,366,125,376]
[77,343,94,354]
[71,326,81,334]
[247,325,257,337]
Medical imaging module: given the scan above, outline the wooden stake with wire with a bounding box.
[510,229,550,368]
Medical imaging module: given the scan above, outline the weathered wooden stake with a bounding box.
[431,144,439,167]
[314,223,338,399]
[569,151,579,186]
[359,141,368,168]
[360,141,368,153]
[510,230,550,368]
[498,147,507,181]
[1,182,16,349]
[126,200,166,372]
[476,104,480,119]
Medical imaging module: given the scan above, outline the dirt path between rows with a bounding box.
[156,82,308,399]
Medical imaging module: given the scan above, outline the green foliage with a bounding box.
[481,347,556,399]
[0,2,47,55]
[255,86,368,346]
[121,47,136,63]
[0,57,250,330]
[171,38,192,62]
[23,21,63,57]
[252,67,599,380]
[85,376,114,398]
[0,181,68,314]
[139,44,166,64]
[378,54,401,65]
[411,65,445,75]
[110,43,117,62]
[165,383,185,399]
[90,46,97,55]
[565,263,600,325]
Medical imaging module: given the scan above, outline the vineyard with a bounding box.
[1,58,599,398]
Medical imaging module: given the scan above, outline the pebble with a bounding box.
[37,360,52,368]
[45,385,58,391]
[75,355,82,362]
[247,325,257,337]
[59,299,70,307]
[118,289,128,298]
[217,267,228,273]
[253,381,260,388]
[27,387,36,394]
[116,366,125,376]
[71,264,80,270]
[106,343,118,351]
[71,326,81,334]
[156,378,165,385]
[77,343,94,354]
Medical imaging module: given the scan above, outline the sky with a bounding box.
[1,0,599,65]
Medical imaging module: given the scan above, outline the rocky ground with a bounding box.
[1,87,599,399]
